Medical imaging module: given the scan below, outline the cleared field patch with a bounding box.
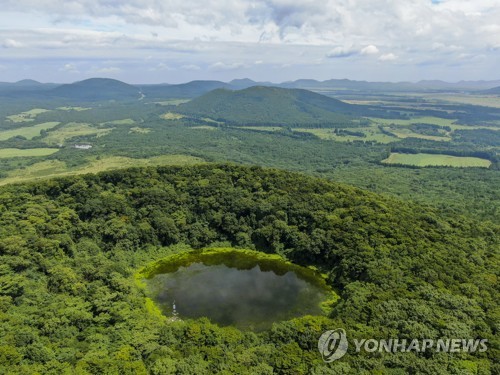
[43,123,113,144]
[0,154,205,185]
[57,107,91,111]
[0,148,59,158]
[129,127,152,134]
[429,94,500,109]
[153,99,191,106]
[201,117,224,125]
[161,112,185,120]
[382,126,451,142]
[103,118,135,125]
[191,126,218,130]
[0,122,60,140]
[382,153,491,168]
[6,108,51,123]
[236,126,284,132]
[445,123,500,131]
[296,127,397,144]
[369,116,457,127]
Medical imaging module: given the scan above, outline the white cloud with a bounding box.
[326,46,356,58]
[2,38,23,48]
[0,0,499,82]
[361,45,379,55]
[60,63,79,73]
[94,67,121,74]
[150,62,172,71]
[210,62,246,70]
[181,64,201,71]
[379,53,398,61]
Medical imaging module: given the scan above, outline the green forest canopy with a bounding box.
[0,164,498,374]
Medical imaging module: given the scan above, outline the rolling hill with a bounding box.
[177,86,359,126]
[483,86,500,95]
[139,80,230,99]
[50,78,141,101]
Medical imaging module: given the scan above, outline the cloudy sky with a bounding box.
[1,0,499,83]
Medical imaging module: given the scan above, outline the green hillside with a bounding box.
[0,164,497,374]
[177,86,359,127]
[51,78,140,101]
[140,80,230,99]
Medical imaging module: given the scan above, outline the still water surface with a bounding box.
[147,262,328,330]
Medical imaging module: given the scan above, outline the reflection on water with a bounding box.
[147,262,327,331]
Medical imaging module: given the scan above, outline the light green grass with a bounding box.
[6,108,50,123]
[429,94,500,109]
[444,123,500,131]
[382,153,491,168]
[161,112,185,120]
[57,106,91,111]
[103,118,135,125]
[236,125,398,144]
[43,123,113,144]
[0,154,205,185]
[0,148,59,158]
[191,126,218,130]
[296,127,397,144]
[153,99,191,106]
[382,127,451,142]
[0,122,60,140]
[236,126,284,132]
[129,127,152,134]
[201,117,224,125]
[369,116,458,127]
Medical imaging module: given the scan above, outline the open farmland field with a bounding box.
[382,152,492,168]
[428,94,500,108]
[369,116,458,127]
[0,148,59,158]
[296,127,397,143]
[6,108,51,123]
[153,99,191,106]
[57,106,91,111]
[42,122,113,144]
[0,154,205,185]
[103,118,135,125]
[0,122,60,140]
[381,126,451,141]
[161,112,186,120]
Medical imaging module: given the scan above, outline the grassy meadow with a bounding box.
[382,152,492,168]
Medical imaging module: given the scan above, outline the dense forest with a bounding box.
[0,164,497,374]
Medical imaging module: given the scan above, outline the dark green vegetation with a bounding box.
[176,86,357,126]
[0,164,498,374]
[51,78,141,101]
[141,248,335,331]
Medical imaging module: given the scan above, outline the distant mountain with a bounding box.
[177,86,358,126]
[14,79,44,87]
[51,78,140,101]
[229,78,273,89]
[0,80,58,96]
[482,86,500,95]
[139,80,230,99]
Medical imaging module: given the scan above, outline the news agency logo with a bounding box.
[318,329,349,362]
[318,328,489,363]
